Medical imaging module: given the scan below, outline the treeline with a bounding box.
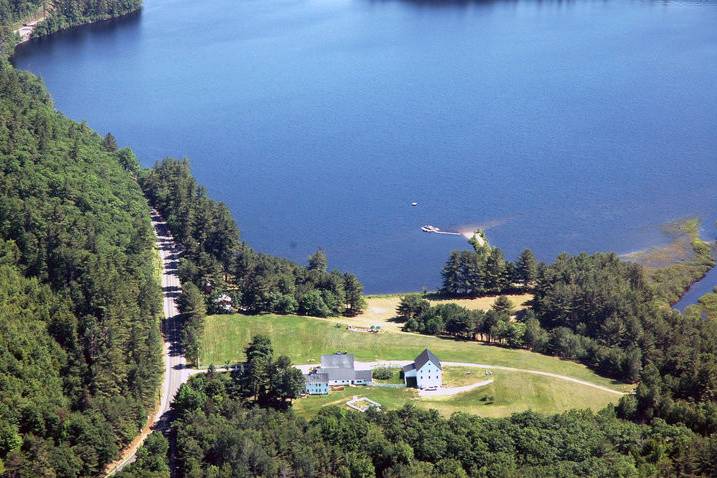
[0,0,43,24]
[33,0,142,38]
[0,60,162,475]
[126,368,717,477]
[441,247,537,296]
[141,158,366,319]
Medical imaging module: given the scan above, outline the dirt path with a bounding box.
[418,379,494,398]
[440,361,626,395]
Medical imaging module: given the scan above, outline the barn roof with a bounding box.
[415,349,442,370]
[305,372,329,384]
[321,353,355,369]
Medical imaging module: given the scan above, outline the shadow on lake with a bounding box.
[11,10,142,63]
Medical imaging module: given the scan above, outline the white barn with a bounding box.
[402,349,442,389]
[304,353,372,394]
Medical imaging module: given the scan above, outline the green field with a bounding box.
[200,314,632,393]
[292,367,622,419]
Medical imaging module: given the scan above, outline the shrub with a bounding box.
[372,367,394,380]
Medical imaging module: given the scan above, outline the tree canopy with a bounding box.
[0,59,162,475]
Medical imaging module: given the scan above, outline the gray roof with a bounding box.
[305,372,329,384]
[321,353,355,369]
[401,363,416,372]
[319,367,357,381]
[354,370,373,381]
[415,349,442,370]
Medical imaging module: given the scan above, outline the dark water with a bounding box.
[674,266,717,312]
[13,0,717,293]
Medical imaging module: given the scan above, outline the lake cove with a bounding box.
[13,0,717,293]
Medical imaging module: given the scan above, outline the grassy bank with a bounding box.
[682,286,717,321]
[624,218,715,306]
[200,313,632,392]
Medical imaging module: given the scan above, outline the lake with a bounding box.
[13,0,717,294]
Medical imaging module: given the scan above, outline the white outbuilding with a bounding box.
[402,348,442,389]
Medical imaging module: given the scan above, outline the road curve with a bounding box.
[418,378,494,398]
[106,211,191,475]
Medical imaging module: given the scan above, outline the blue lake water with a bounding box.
[13,0,717,293]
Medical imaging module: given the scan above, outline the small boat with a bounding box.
[421,225,440,233]
[411,202,418,207]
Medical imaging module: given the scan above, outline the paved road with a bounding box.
[107,211,191,475]
[153,211,193,425]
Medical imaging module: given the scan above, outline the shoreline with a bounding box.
[10,4,141,52]
[15,19,42,43]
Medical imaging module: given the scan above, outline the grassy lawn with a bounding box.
[292,367,621,419]
[200,314,632,393]
[419,370,620,418]
[293,386,418,418]
[443,366,494,387]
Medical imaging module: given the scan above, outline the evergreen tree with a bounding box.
[441,250,484,296]
[484,248,509,293]
[102,132,117,151]
[491,295,515,317]
[343,273,366,317]
[396,294,430,321]
[514,249,538,289]
[308,248,329,272]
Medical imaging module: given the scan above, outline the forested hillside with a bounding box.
[0,0,43,25]
[0,59,162,475]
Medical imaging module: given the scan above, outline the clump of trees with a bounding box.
[372,367,394,380]
[0,61,162,475]
[441,247,538,296]
[228,335,306,408]
[115,432,169,478]
[141,158,366,318]
[178,283,207,366]
[399,294,528,348]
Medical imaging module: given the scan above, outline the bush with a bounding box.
[372,367,394,380]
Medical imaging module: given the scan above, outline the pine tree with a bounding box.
[102,132,117,151]
[308,249,328,272]
[515,249,538,289]
[484,248,508,294]
[343,273,366,317]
